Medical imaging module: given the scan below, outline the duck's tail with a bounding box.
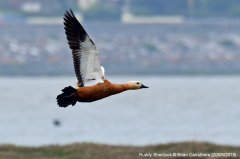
[56,86,77,107]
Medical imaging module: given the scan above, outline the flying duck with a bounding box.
[57,10,148,107]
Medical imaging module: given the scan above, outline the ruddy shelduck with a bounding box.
[57,10,148,107]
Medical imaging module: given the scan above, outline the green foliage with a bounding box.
[82,1,121,21]
[219,39,235,47]
[144,43,158,52]
[3,0,240,20]
[227,5,240,16]
[176,41,188,50]
[130,0,240,17]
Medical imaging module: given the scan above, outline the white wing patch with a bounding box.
[78,36,104,87]
[64,10,105,87]
[101,66,105,76]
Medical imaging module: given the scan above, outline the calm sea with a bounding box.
[0,76,240,146]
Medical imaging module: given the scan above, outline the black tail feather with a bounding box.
[72,100,77,106]
[61,86,76,93]
[57,86,77,107]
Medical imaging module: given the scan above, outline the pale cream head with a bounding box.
[126,81,149,90]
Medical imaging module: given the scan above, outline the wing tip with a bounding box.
[64,9,74,22]
[63,9,82,29]
[70,9,75,17]
[64,9,76,19]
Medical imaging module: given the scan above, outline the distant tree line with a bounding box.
[1,0,240,21]
[82,0,240,21]
[130,0,240,17]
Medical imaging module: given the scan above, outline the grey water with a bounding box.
[0,76,240,146]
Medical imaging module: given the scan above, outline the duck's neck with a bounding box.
[111,82,130,95]
[121,83,131,90]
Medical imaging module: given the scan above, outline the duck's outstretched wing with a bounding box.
[63,9,105,87]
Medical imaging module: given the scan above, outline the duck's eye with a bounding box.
[137,82,139,84]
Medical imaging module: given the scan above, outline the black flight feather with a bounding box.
[63,9,92,87]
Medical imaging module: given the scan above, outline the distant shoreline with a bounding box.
[1,23,240,77]
[1,61,240,76]
[1,142,239,159]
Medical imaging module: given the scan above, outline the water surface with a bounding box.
[0,76,240,146]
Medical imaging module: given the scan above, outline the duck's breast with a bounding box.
[76,80,114,102]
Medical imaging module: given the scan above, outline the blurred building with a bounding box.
[20,2,42,13]
[78,0,99,11]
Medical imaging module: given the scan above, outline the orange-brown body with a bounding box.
[73,80,130,102]
[57,79,147,107]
